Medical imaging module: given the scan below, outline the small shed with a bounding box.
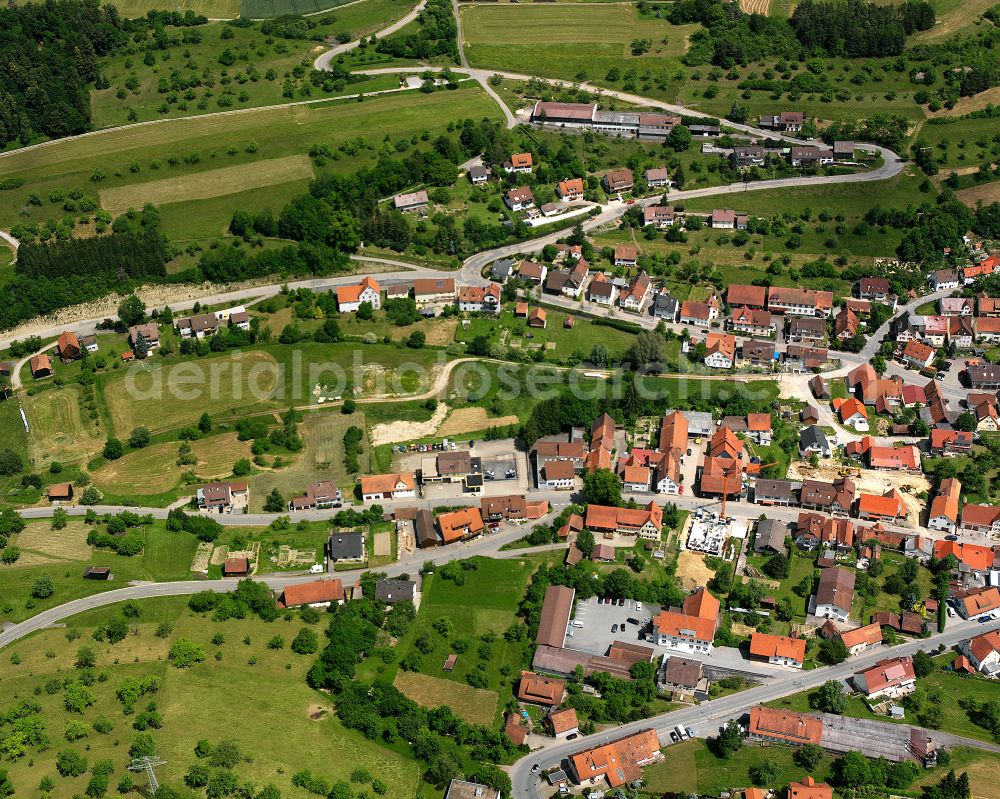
[443,654,458,671]
[223,556,250,576]
[83,567,112,581]
[809,374,830,399]
[48,483,73,503]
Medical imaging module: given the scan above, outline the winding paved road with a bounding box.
[312,0,428,70]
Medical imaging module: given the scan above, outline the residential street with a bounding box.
[509,615,1000,798]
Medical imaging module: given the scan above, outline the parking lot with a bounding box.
[394,438,530,501]
[567,596,791,677]
[567,596,659,655]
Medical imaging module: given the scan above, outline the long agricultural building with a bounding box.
[531,101,687,141]
[747,706,937,765]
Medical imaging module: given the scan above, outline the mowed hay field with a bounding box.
[461,5,698,82]
[247,411,366,511]
[13,519,92,566]
[24,385,105,464]
[462,4,692,47]
[101,350,282,436]
[739,0,771,14]
[393,671,497,726]
[910,0,995,41]
[957,180,1000,208]
[93,433,253,496]
[99,155,314,216]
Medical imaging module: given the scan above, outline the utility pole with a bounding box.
[129,757,167,795]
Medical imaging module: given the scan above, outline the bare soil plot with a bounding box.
[676,550,717,590]
[192,542,214,573]
[370,402,449,446]
[393,671,497,726]
[99,155,315,216]
[957,181,1000,208]
[13,520,92,564]
[373,532,391,557]
[25,385,105,464]
[93,433,252,495]
[787,462,929,524]
[437,406,519,437]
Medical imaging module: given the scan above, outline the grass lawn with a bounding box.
[828,379,848,400]
[682,169,926,219]
[386,556,549,725]
[642,738,836,796]
[97,342,443,437]
[0,521,199,625]
[0,84,502,243]
[0,596,421,799]
[914,117,1000,168]
[456,307,639,362]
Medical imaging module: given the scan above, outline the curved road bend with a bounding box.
[312,0,428,71]
[510,615,1000,798]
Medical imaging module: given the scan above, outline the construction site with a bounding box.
[787,461,930,524]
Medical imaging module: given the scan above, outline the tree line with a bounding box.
[1,225,168,331]
[0,0,212,149]
[790,0,934,58]
[673,0,933,68]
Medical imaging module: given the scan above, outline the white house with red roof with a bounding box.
[962,630,1000,677]
[852,656,916,700]
[337,276,381,312]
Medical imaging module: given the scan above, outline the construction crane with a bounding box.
[129,757,167,796]
[718,460,779,520]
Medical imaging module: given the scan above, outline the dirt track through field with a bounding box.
[99,155,314,215]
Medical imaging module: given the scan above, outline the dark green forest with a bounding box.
[0,1,210,147]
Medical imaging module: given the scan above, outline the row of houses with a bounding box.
[927,253,999,289]
[335,276,504,315]
[750,473,912,525]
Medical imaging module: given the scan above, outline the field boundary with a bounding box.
[99,155,315,216]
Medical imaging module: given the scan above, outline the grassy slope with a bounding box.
[0,521,199,625]
[92,7,417,127]
[0,596,421,799]
[0,84,501,239]
[462,5,697,89]
[378,556,555,726]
